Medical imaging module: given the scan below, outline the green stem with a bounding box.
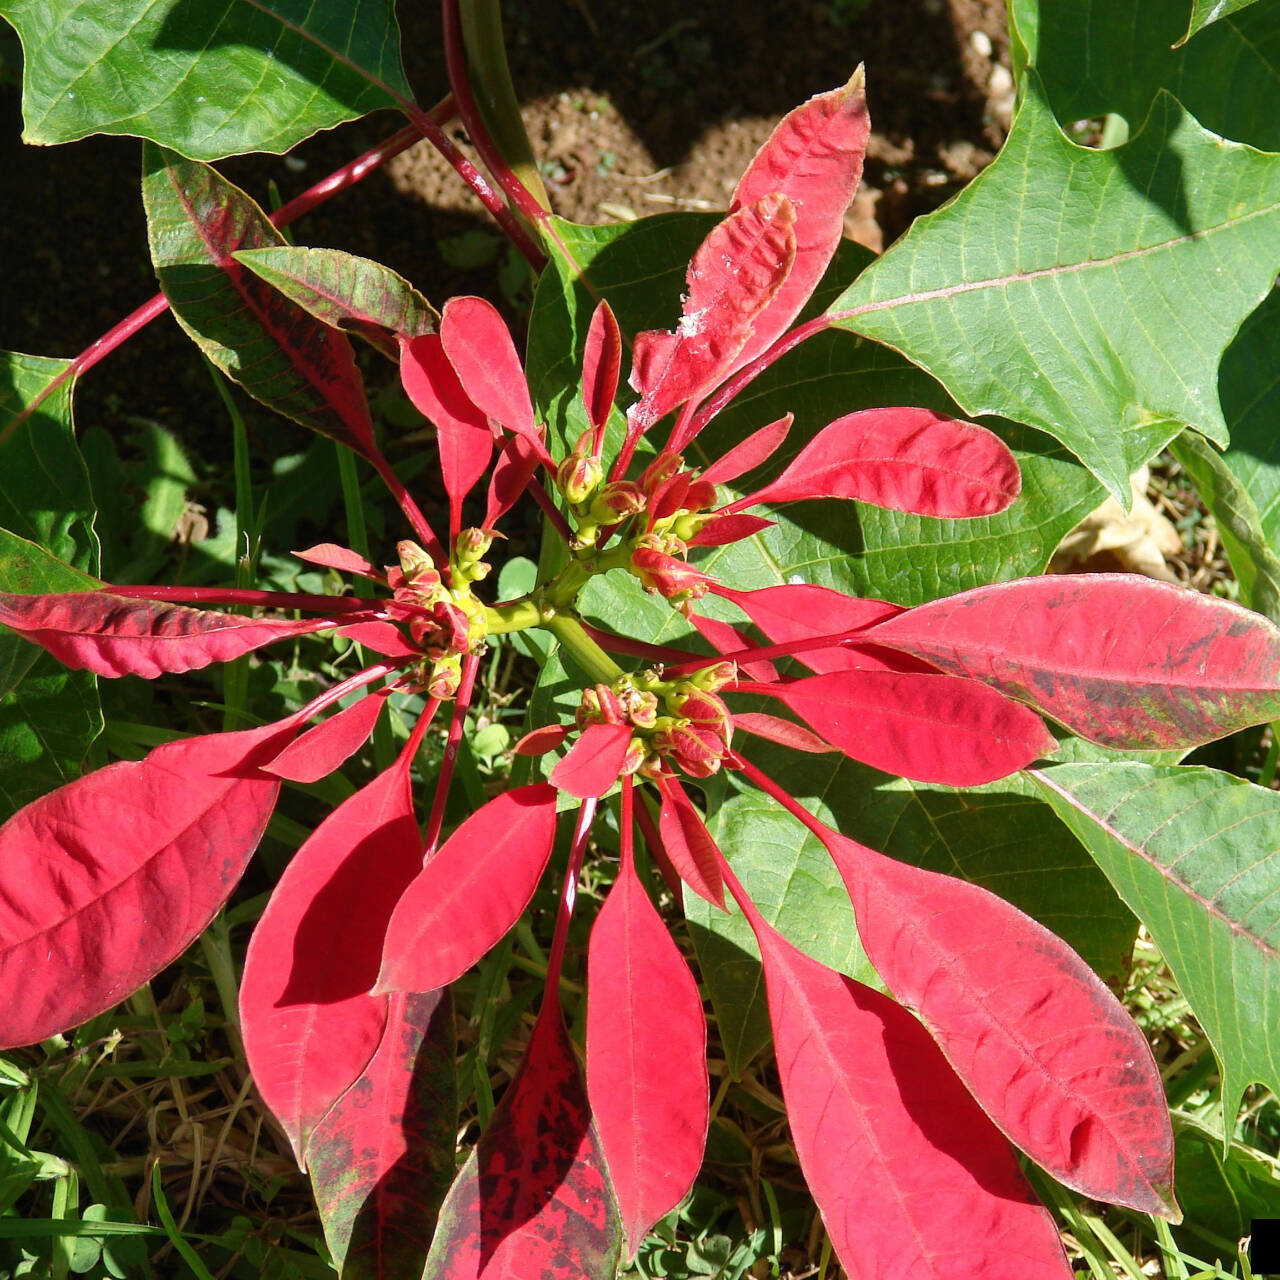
[198,914,245,1066]
[459,0,550,212]
[485,597,543,636]
[544,614,625,685]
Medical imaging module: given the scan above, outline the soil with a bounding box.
[1,0,1012,465]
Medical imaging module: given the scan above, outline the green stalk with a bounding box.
[543,614,625,685]
[336,445,396,773]
[458,0,550,211]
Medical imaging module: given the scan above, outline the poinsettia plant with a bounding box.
[4,61,1280,1279]
[6,1,1280,1276]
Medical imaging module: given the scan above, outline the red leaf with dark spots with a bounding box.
[307,990,458,1280]
[423,1003,622,1280]
[0,591,332,679]
[294,543,380,578]
[143,146,378,459]
[871,574,1280,748]
[687,513,774,547]
[725,73,870,377]
[486,433,544,527]
[655,778,726,908]
[377,786,559,994]
[754,669,1055,785]
[731,712,834,753]
[714,583,901,675]
[699,414,792,487]
[582,301,622,433]
[265,692,388,783]
[689,612,779,682]
[400,334,495,535]
[550,723,633,799]
[0,720,291,1048]
[241,755,425,1162]
[825,833,1179,1217]
[587,857,708,1257]
[738,408,1022,517]
[629,194,797,432]
[440,297,538,442]
[752,920,1073,1280]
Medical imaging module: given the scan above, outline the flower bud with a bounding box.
[653,723,726,778]
[640,451,683,494]
[630,547,712,603]
[587,481,647,522]
[620,737,649,777]
[668,687,733,747]
[427,653,462,699]
[556,451,603,506]
[689,660,736,692]
[577,682,624,729]
[455,526,497,565]
[396,540,440,587]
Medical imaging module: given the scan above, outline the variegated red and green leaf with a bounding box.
[0,590,334,679]
[142,145,378,459]
[234,245,438,358]
[871,574,1280,748]
[307,990,458,1280]
[423,1003,622,1280]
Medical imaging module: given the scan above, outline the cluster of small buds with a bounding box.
[556,431,647,549]
[574,663,737,780]
[386,536,492,699]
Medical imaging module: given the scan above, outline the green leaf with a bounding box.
[1012,0,1280,150]
[684,773,873,1077]
[1171,1111,1280,1246]
[1032,762,1280,1117]
[529,215,1103,609]
[1184,0,1269,41]
[0,655,101,824]
[0,354,101,802]
[0,0,411,160]
[234,246,438,358]
[1169,430,1280,623]
[828,78,1280,501]
[143,145,378,460]
[1201,285,1280,558]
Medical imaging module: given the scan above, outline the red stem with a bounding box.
[730,751,833,846]
[106,583,376,613]
[0,103,456,451]
[439,0,549,235]
[422,652,483,855]
[368,452,448,566]
[665,627,884,679]
[545,795,597,997]
[682,315,835,444]
[401,97,545,270]
[577,622,698,666]
[632,785,684,900]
